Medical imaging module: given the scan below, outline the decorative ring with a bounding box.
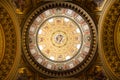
[22,2,97,77]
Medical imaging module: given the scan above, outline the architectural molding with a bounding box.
[0,1,21,80]
[99,0,120,79]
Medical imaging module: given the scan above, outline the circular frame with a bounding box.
[22,2,97,77]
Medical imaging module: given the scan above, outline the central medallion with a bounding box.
[52,31,67,47]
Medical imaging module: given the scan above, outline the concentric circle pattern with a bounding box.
[29,8,91,70]
[37,16,82,62]
[22,2,97,77]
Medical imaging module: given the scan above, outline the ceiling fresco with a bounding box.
[1,0,120,80]
[22,2,97,77]
[28,8,92,71]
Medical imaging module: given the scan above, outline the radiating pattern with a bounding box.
[37,17,82,61]
[28,8,91,70]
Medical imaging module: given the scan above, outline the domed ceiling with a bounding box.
[22,2,97,77]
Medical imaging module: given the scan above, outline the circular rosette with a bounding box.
[36,16,82,62]
[22,2,97,77]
